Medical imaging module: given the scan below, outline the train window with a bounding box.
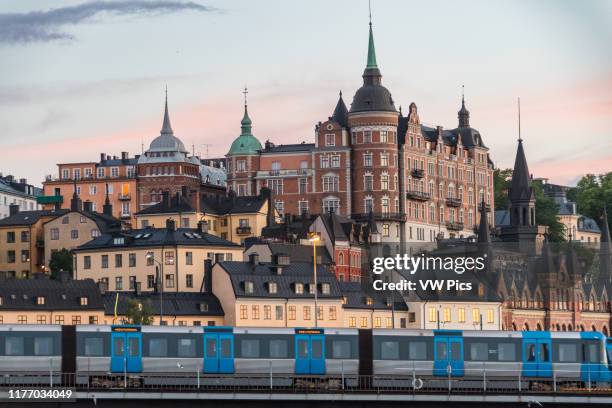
[436,342,447,360]
[178,338,196,357]
[206,338,217,357]
[470,343,488,361]
[409,342,427,360]
[312,339,323,359]
[34,337,53,356]
[558,344,578,362]
[498,343,516,361]
[84,338,104,356]
[381,341,399,360]
[113,337,124,357]
[269,339,288,358]
[241,339,260,358]
[220,338,232,358]
[297,339,308,358]
[583,343,599,363]
[128,337,139,357]
[332,340,351,359]
[526,344,536,362]
[539,343,549,362]
[149,338,168,357]
[5,336,24,356]
[451,342,461,360]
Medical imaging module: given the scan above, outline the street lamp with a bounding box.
[146,253,164,325]
[308,232,320,328]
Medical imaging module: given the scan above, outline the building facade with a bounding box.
[0,175,41,219]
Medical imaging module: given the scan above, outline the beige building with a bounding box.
[0,207,68,279]
[73,220,242,293]
[409,301,502,331]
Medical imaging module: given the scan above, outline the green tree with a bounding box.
[493,168,513,210]
[49,248,73,279]
[567,173,612,232]
[532,180,566,242]
[124,298,154,325]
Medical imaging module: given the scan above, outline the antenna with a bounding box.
[369,0,372,25]
[243,86,248,107]
[461,84,465,104]
[518,97,522,142]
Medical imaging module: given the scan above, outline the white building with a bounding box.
[0,175,41,219]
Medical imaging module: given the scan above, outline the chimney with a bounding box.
[97,280,108,294]
[197,220,209,234]
[9,203,19,217]
[261,187,275,227]
[134,281,142,296]
[100,153,106,162]
[162,191,170,209]
[203,259,213,293]
[249,252,259,266]
[83,200,93,212]
[19,178,27,185]
[166,218,176,231]
[121,151,128,160]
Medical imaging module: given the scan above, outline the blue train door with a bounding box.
[606,339,612,371]
[203,327,234,374]
[295,329,325,375]
[522,333,552,378]
[433,331,464,377]
[110,326,142,373]
[581,333,609,382]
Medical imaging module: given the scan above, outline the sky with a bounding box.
[0,0,610,186]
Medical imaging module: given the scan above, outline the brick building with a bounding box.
[226,20,494,245]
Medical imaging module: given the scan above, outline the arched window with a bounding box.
[524,322,530,331]
[603,326,609,336]
[338,252,344,265]
[512,322,518,331]
[536,322,543,331]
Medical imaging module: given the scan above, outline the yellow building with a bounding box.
[73,219,243,293]
[0,206,68,279]
[135,189,280,245]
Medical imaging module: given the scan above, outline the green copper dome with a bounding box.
[227,105,262,156]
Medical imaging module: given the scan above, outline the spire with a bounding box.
[600,205,611,280]
[70,179,81,212]
[160,86,173,135]
[331,90,348,127]
[361,7,382,86]
[103,183,113,216]
[240,86,252,136]
[477,199,491,243]
[508,124,533,203]
[366,19,378,69]
[458,84,470,128]
[601,205,610,245]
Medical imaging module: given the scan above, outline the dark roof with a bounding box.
[350,80,396,113]
[200,194,266,215]
[0,209,69,226]
[420,125,487,149]
[136,194,195,215]
[477,201,491,243]
[577,216,601,233]
[339,282,408,311]
[98,158,138,166]
[261,142,315,154]
[103,291,223,316]
[0,278,103,311]
[217,261,342,299]
[331,92,349,128]
[76,227,241,250]
[508,139,534,202]
[0,177,41,198]
[261,215,314,242]
[252,243,332,264]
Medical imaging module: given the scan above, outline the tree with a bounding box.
[532,181,565,242]
[124,298,154,325]
[567,173,612,232]
[49,248,73,279]
[493,168,513,210]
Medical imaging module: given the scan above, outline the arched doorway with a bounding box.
[512,322,517,331]
[568,324,573,331]
[592,325,597,332]
[556,323,561,331]
[580,325,585,332]
[561,324,567,331]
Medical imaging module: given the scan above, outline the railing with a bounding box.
[351,212,406,222]
[446,222,465,231]
[118,194,131,201]
[236,226,252,235]
[1,369,611,396]
[446,197,462,207]
[411,169,425,178]
[256,169,313,178]
[406,191,430,201]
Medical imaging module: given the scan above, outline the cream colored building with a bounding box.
[73,221,243,293]
[409,301,502,330]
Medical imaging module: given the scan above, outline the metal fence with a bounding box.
[1,369,612,395]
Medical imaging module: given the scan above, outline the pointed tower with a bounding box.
[458,86,470,128]
[600,206,611,281]
[331,91,348,128]
[161,89,173,135]
[103,183,113,216]
[477,199,491,243]
[70,179,82,212]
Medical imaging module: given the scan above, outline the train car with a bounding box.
[548,332,610,384]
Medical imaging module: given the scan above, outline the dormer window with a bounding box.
[342,296,348,305]
[37,296,45,305]
[321,283,330,295]
[80,297,88,306]
[366,297,374,306]
[113,237,124,245]
[268,282,278,295]
[244,281,254,294]
[308,284,316,295]
[295,283,304,294]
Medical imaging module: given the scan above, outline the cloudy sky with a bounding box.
[0,0,610,186]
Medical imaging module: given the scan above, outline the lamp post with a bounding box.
[308,232,320,328]
[146,253,163,325]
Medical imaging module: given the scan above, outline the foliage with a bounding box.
[532,181,565,242]
[493,168,513,210]
[49,248,73,279]
[124,298,154,325]
[566,173,612,232]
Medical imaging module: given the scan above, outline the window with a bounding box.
[185,251,193,265]
[470,343,488,361]
[380,130,388,143]
[360,317,368,328]
[275,200,284,216]
[115,276,122,290]
[264,305,271,320]
[241,339,260,358]
[498,343,516,361]
[332,341,351,359]
[364,130,372,143]
[20,231,29,242]
[409,342,427,359]
[240,305,248,319]
[329,306,337,320]
[270,339,288,358]
[380,153,389,167]
[101,255,108,268]
[458,308,465,323]
[84,337,104,356]
[147,275,154,289]
[252,305,260,319]
[50,228,60,240]
[6,337,24,355]
[21,250,30,262]
[303,306,311,320]
[115,254,122,267]
[275,305,283,320]
[186,274,193,288]
[55,315,64,324]
[149,338,168,357]
[325,134,335,146]
[299,178,308,194]
[320,155,330,168]
[363,152,372,167]
[323,198,340,214]
[268,282,278,294]
[288,305,296,320]
[298,200,308,216]
[178,338,196,357]
[381,174,389,190]
[165,274,175,288]
[487,309,495,324]
[331,155,340,168]
[237,160,246,172]
[72,315,81,325]
[349,316,356,327]
[322,176,339,192]
[364,197,373,213]
[472,308,480,323]
[364,174,373,191]
[245,281,254,294]
[37,315,46,324]
[321,283,330,295]
[164,251,175,265]
[558,344,578,362]
[129,253,136,267]
[146,252,154,266]
[382,224,390,237]
[381,341,399,359]
[129,276,136,290]
[268,179,283,194]
[428,307,437,322]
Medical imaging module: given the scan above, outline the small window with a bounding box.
[269,339,288,358]
[498,343,516,361]
[84,337,104,356]
[5,336,24,356]
[240,339,260,358]
[178,338,196,357]
[558,343,578,362]
[34,337,53,356]
[332,340,351,359]
[381,341,399,360]
[409,341,427,360]
[470,343,488,361]
[583,342,599,363]
[149,338,168,357]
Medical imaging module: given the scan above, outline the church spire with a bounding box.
[366,19,377,69]
[600,205,611,280]
[362,4,382,86]
[331,90,348,128]
[240,86,252,136]
[160,86,173,135]
[458,84,470,128]
[477,199,491,243]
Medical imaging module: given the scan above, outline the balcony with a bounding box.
[37,195,63,205]
[120,213,131,219]
[351,212,406,222]
[446,197,462,207]
[446,222,465,231]
[406,190,430,201]
[256,169,312,178]
[118,194,131,201]
[411,169,425,178]
[236,226,252,235]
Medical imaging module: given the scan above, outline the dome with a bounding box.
[148,133,188,153]
[227,105,262,156]
[350,82,396,113]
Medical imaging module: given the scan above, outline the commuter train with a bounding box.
[0,325,610,388]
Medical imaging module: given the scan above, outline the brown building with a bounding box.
[226,20,494,246]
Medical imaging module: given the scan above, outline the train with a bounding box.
[0,324,610,388]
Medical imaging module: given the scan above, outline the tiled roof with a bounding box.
[0,278,103,311]
[339,281,408,311]
[200,194,267,215]
[0,209,69,226]
[261,143,315,153]
[103,291,224,316]
[217,261,342,299]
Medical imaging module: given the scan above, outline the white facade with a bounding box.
[0,179,40,219]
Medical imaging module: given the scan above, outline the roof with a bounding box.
[200,164,227,186]
[227,105,263,155]
[331,91,349,128]
[339,281,408,310]
[578,215,601,233]
[200,193,267,215]
[217,261,342,299]
[261,142,315,154]
[135,194,195,216]
[249,242,332,264]
[0,278,103,311]
[0,209,68,226]
[103,291,223,317]
[98,157,138,167]
[508,139,534,202]
[419,125,487,149]
[76,227,241,251]
[0,177,41,199]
